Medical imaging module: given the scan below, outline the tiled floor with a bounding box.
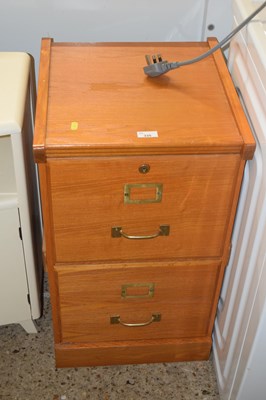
[0,276,220,400]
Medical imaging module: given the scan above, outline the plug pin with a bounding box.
[145,55,152,65]
[157,54,162,62]
[152,55,157,63]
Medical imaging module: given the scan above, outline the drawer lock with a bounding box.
[138,164,150,174]
[111,224,170,240]
[110,313,161,327]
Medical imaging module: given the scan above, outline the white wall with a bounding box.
[203,0,233,46]
[0,0,232,74]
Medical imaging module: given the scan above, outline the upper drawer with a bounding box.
[48,154,239,263]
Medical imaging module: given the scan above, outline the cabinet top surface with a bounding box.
[34,40,255,161]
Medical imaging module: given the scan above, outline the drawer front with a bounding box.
[49,155,239,263]
[56,261,220,343]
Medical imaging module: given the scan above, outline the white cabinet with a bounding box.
[0,53,42,333]
[213,1,266,398]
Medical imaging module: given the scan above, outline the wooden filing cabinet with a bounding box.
[33,38,255,368]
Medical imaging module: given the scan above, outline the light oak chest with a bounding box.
[34,39,255,367]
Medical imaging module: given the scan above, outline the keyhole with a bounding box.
[139,164,150,174]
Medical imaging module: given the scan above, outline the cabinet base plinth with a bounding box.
[55,337,212,368]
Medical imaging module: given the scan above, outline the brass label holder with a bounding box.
[124,183,163,204]
[121,282,155,299]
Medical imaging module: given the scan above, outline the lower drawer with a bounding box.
[55,260,220,344]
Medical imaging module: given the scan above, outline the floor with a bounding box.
[0,275,220,400]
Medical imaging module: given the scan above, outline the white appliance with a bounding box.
[213,0,266,399]
[0,53,42,333]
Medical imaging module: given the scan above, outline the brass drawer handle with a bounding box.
[111,225,170,240]
[110,313,161,327]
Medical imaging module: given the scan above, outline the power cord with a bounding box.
[143,1,266,77]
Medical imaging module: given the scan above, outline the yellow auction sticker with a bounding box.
[70,121,79,131]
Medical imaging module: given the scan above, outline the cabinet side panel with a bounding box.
[38,163,61,342]
[207,158,247,335]
[208,38,255,160]
[33,38,53,163]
